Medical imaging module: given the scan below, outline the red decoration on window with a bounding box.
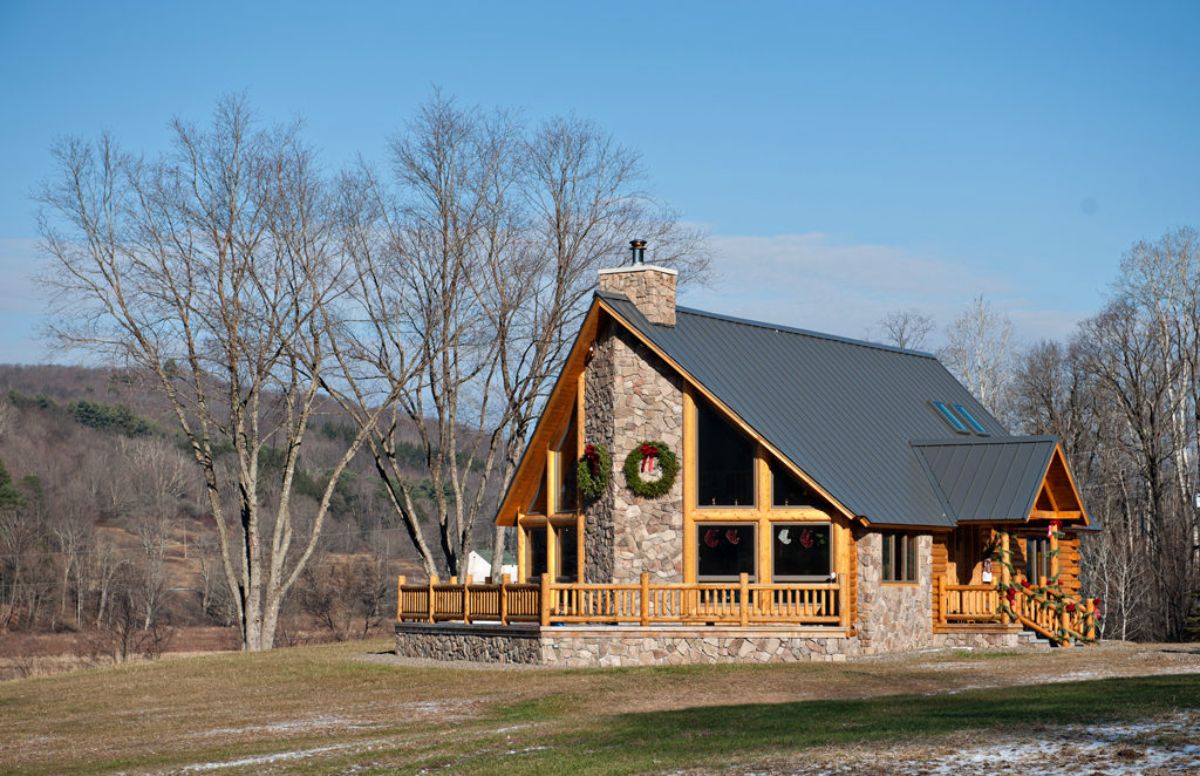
[798,528,815,549]
[703,528,720,548]
[725,528,741,545]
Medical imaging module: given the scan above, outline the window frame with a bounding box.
[695,397,758,509]
[770,521,833,582]
[696,522,758,582]
[881,531,919,584]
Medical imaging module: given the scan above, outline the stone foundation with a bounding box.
[396,622,1032,666]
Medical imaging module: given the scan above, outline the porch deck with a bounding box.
[398,573,847,628]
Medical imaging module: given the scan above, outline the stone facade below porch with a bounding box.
[395,622,1029,667]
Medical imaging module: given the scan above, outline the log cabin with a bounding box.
[395,243,1098,666]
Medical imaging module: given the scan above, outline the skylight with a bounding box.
[953,403,989,435]
[931,401,969,434]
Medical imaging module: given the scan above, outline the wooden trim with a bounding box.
[495,304,603,526]
[683,385,698,583]
[597,297,858,522]
[1053,444,1091,526]
[516,515,527,582]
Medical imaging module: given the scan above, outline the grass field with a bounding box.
[1,639,1198,774]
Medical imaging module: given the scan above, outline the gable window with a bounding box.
[772,523,831,580]
[528,465,547,515]
[555,409,579,514]
[697,398,756,507]
[882,532,918,583]
[1025,537,1051,582]
[697,523,756,581]
[771,460,822,508]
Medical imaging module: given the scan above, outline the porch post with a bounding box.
[1049,526,1060,582]
[539,572,551,626]
[739,572,750,627]
[428,574,438,623]
[999,531,1011,625]
[500,574,509,626]
[463,575,472,625]
[397,575,406,622]
[640,571,650,626]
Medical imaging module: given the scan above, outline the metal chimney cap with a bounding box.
[629,239,648,264]
[629,239,648,249]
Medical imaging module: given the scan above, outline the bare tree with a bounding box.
[874,309,935,350]
[325,96,708,579]
[941,295,1014,419]
[37,97,385,650]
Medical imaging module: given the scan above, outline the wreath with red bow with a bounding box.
[622,440,679,499]
[576,442,611,501]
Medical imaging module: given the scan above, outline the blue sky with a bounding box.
[1,0,1197,362]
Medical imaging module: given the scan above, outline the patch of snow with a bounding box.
[180,742,355,772]
[504,745,549,755]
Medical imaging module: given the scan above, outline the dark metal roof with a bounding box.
[911,437,1057,523]
[599,290,1031,528]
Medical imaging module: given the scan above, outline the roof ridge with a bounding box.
[910,435,1056,447]
[672,304,939,359]
[595,290,938,359]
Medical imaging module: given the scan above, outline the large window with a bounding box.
[527,467,547,515]
[1025,537,1051,581]
[697,523,756,581]
[882,532,918,583]
[772,523,831,581]
[555,411,578,514]
[527,526,548,580]
[697,398,756,507]
[556,525,578,582]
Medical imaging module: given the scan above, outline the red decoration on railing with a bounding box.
[1066,601,1077,614]
[639,443,658,473]
[1048,519,1061,538]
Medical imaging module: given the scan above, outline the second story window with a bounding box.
[697,397,756,507]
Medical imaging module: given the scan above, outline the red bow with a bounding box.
[583,444,601,477]
[640,443,658,473]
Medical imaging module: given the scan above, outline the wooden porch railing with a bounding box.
[398,572,844,628]
[934,573,1097,646]
[935,578,1001,623]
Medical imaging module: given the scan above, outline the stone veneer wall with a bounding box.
[396,623,1024,667]
[583,320,616,583]
[608,327,684,582]
[854,531,934,655]
[582,321,684,583]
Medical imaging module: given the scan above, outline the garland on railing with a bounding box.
[992,527,1101,645]
[623,440,679,498]
[577,443,611,500]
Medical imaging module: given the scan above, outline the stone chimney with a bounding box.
[597,240,677,326]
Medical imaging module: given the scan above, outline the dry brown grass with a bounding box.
[0,639,1196,774]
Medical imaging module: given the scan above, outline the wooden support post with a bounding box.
[999,532,1011,625]
[640,571,650,626]
[428,574,438,623]
[1049,528,1059,582]
[1060,606,1072,648]
[937,575,947,624]
[463,575,473,624]
[539,573,551,627]
[500,574,510,626]
[739,572,750,627]
[397,575,406,622]
[1085,598,1096,640]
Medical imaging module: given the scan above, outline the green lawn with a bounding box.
[0,639,1197,774]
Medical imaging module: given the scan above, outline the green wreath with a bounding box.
[623,440,679,499]
[577,442,611,501]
